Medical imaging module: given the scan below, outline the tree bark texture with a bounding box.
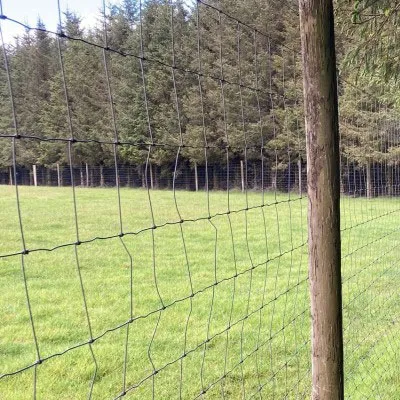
[299,1,344,399]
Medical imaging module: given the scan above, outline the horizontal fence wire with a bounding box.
[0,0,399,399]
[338,78,400,398]
[0,1,311,399]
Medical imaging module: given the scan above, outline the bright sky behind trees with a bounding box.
[0,0,110,42]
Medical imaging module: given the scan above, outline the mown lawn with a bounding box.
[0,186,399,399]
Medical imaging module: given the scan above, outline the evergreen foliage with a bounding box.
[0,0,397,190]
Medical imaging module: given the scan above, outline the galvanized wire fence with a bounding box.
[0,1,311,398]
[339,81,400,397]
[0,162,307,193]
[0,0,399,399]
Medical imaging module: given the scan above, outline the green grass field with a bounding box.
[1,186,400,399]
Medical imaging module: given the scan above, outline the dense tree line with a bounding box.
[0,0,399,193]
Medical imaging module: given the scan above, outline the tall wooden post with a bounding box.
[127,166,131,187]
[149,163,154,190]
[32,164,38,187]
[366,160,372,198]
[298,158,302,195]
[100,165,105,187]
[79,167,84,187]
[57,163,61,187]
[299,1,344,399]
[194,162,199,192]
[240,160,244,193]
[86,163,90,187]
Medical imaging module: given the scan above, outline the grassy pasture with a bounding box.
[0,186,399,399]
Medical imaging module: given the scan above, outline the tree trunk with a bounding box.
[299,1,344,399]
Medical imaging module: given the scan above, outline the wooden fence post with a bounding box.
[299,1,344,399]
[298,158,302,195]
[150,163,154,190]
[240,160,244,192]
[100,165,105,187]
[57,163,61,187]
[86,163,90,187]
[80,166,84,187]
[194,162,199,192]
[32,164,38,187]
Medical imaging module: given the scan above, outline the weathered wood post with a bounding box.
[100,165,105,187]
[80,166,84,187]
[298,158,302,195]
[32,164,38,187]
[57,163,61,187]
[299,1,344,399]
[86,163,90,187]
[194,162,199,192]
[366,160,373,198]
[149,163,154,190]
[240,160,244,192]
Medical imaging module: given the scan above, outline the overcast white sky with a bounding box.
[0,0,114,43]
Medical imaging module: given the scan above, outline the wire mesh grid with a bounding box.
[0,1,310,399]
[0,0,399,399]
[339,79,400,398]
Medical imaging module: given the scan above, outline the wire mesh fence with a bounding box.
[0,0,399,399]
[0,162,307,194]
[339,81,400,397]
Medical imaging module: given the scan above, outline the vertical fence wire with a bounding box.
[339,78,400,398]
[0,0,399,399]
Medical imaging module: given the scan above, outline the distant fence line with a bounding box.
[1,161,400,196]
[1,160,306,192]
